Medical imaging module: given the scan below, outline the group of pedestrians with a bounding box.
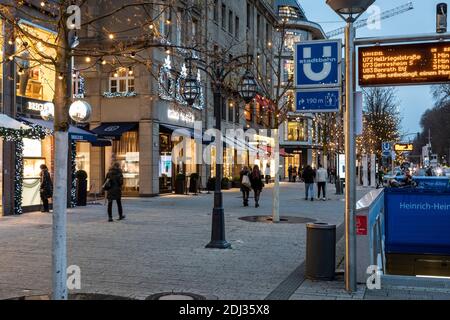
[240,165,265,208]
[302,164,329,201]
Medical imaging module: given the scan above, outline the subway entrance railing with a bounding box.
[356,177,450,284]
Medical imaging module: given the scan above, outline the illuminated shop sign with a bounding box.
[359,42,450,86]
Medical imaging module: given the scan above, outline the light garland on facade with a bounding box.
[70,140,77,208]
[158,55,205,110]
[102,91,137,99]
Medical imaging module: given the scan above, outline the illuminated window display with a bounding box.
[287,119,308,142]
[109,131,140,195]
[22,137,53,207]
[109,67,135,93]
[15,22,56,102]
[76,142,91,191]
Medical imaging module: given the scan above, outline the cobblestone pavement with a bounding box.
[1,182,448,300]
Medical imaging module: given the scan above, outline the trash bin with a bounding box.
[305,223,336,281]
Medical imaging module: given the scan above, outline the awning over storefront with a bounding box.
[0,114,30,130]
[19,117,97,142]
[160,123,206,142]
[91,123,138,140]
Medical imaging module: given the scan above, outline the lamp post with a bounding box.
[182,54,257,249]
[326,0,375,293]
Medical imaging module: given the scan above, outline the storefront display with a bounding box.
[76,142,91,191]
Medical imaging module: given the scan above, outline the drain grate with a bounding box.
[146,292,206,300]
[239,216,316,224]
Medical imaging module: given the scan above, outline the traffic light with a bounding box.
[437,3,447,33]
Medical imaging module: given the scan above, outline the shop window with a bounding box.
[15,22,57,102]
[109,67,135,94]
[76,142,91,191]
[111,131,140,195]
[287,120,308,142]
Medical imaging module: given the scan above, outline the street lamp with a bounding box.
[183,54,257,249]
[238,71,258,104]
[181,71,201,106]
[327,0,375,293]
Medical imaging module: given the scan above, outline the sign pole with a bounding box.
[345,21,357,293]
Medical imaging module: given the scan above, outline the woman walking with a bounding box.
[264,164,271,185]
[240,166,251,207]
[104,162,125,222]
[39,164,53,213]
[250,165,264,208]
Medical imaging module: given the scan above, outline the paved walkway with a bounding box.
[0,182,449,300]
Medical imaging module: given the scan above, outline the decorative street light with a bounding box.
[181,71,201,106]
[326,0,375,293]
[183,54,257,249]
[238,71,258,104]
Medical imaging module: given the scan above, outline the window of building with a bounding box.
[221,4,226,29]
[256,103,262,125]
[228,100,234,123]
[235,103,240,124]
[228,10,233,34]
[287,119,308,142]
[235,16,240,38]
[222,97,227,120]
[246,2,252,30]
[159,5,171,36]
[109,67,135,93]
[192,18,199,44]
[257,14,261,40]
[175,10,183,46]
[213,0,219,22]
[245,104,252,122]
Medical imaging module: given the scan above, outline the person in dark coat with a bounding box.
[250,165,264,208]
[302,165,316,201]
[104,162,125,222]
[39,164,53,212]
[240,166,251,207]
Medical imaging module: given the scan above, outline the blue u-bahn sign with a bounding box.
[295,40,342,88]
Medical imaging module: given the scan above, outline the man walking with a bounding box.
[39,164,53,212]
[316,164,328,201]
[302,165,316,201]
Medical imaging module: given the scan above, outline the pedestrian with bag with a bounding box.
[103,162,125,222]
[240,166,251,207]
[302,165,316,201]
[39,164,53,213]
[250,165,264,208]
[316,164,328,201]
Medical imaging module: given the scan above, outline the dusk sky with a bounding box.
[301,0,444,137]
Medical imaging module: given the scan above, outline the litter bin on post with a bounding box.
[305,223,336,280]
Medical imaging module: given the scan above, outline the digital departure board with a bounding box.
[359,42,450,86]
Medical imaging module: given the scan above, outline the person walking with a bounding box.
[240,166,251,207]
[293,166,298,183]
[250,165,264,208]
[288,165,293,182]
[264,164,271,185]
[316,164,328,201]
[302,165,316,201]
[39,164,53,213]
[104,162,125,222]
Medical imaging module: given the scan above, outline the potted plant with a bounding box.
[221,177,232,190]
[189,173,200,193]
[232,176,241,188]
[175,173,186,194]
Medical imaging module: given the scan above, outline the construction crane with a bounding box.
[326,2,414,38]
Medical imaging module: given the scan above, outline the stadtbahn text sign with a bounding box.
[359,42,450,86]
